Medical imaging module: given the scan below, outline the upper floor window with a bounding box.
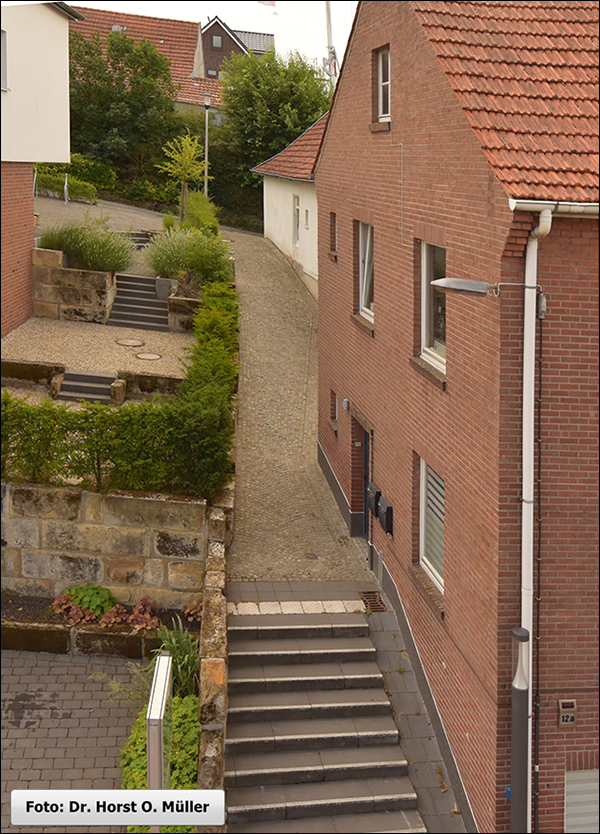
[378,49,390,121]
[420,461,445,592]
[293,195,300,245]
[359,222,374,321]
[212,35,222,48]
[421,242,446,372]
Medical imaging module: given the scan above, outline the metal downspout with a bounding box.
[521,209,552,831]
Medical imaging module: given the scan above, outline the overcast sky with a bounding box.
[1,1,359,69]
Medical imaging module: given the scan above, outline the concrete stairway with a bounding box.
[57,370,115,405]
[107,274,169,332]
[225,612,426,833]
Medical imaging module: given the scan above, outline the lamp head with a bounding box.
[431,277,496,296]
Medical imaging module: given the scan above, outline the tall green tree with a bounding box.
[214,50,332,193]
[156,133,207,219]
[69,31,177,176]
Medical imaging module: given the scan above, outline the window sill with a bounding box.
[409,564,445,621]
[328,250,338,263]
[369,121,391,133]
[328,419,338,437]
[351,313,375,337]
[410,356,447,391]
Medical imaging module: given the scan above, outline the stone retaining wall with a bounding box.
[32,248,116,324]
[1,483,217,609]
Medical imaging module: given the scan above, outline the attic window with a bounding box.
[213,35,222,48]
[111,24,125,33]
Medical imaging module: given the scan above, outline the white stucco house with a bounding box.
[1,1,83,336]
[252,113,328,300]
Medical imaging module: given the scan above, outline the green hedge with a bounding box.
[121,695,199,834]
[145,229,233,285]
[0,284,238,499]
[36,171,98,204]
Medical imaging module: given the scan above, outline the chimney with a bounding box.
[192,23,205,78]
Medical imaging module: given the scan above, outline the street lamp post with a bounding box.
[203,93,211,196]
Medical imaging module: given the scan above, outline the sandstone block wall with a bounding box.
[1,483,211,608]
[32,248,116,324]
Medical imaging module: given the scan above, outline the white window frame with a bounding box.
[359,222,374,321]
[212,35,222,48]
[304,209,309,230]
[378,49,390,122]
[293,195,300,246]
[1,30,7,91]
[419,461,445,592]
[420,241,447,373]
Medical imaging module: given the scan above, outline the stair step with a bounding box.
[115,273,157,285]
[116,286,158,298]
[112,297,166,310]
[228,613,369,641]
[229,637,376,667]
[225,715,399,754]
[227,808,426,833]
[229,660,384,694]
[226,745,409,787]
[62,371,115,385]
[106,320,169,332]
[57,392,113,405]
[228,688,390,723]
[61,381,113,397]
[226,775,417,824]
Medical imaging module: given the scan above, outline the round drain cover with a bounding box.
[116,339,145,347]
[136,352,161,361]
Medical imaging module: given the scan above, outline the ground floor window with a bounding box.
[419,460,445,591]
[565,769,599,833]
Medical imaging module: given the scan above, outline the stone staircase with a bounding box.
[107,274,169,332]
[225,612,426,833]
[57,370,115,405]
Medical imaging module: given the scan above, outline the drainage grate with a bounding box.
[359,591,387,612]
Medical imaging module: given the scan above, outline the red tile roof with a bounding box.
[413,1,599,202]
[252,114,330,181]
[71,5,222,107]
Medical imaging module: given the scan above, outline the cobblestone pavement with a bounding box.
[1,652,140,833]
[225,230,374,583]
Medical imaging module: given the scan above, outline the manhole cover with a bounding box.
[304,553,318,560]
[136,353,161,361]
[359,591,387,612]
[115,339,145,347]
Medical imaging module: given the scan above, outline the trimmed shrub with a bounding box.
[0,395,70,484]
[181,190,219,236]
[36,171,98,204]
[145,228,233,285]
[40,216,133,273]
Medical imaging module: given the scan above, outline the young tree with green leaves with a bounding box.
[156,133,208,219]
[69,31,176,176]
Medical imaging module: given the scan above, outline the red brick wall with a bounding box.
[316,3,598,832]
[1,162,34,336]
[202,23,245,77]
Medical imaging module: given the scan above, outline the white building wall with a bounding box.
[263,176,319,294]
[1,3,71,163]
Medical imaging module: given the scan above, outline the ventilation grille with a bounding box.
[360,591,387,612]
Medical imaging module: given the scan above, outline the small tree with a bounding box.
[156,133,207,220]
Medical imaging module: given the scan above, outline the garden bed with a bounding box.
[1,592,200,658]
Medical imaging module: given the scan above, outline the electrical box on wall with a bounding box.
[367,482,381,515]
[378,497,393,536]
[558,700,577,727]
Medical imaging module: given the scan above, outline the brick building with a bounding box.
[315,2,598,832]
[1,2,83,337]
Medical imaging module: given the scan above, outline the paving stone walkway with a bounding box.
[1,652,139,833]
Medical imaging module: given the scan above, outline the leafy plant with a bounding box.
[1,395,70,484]
[152,616,200,698]
[35,170,98,204]
[181,190,219,236]
[121,695,199,833]
[65,583,118,618]
[40,215,133,273]
[156,132,208,220]
[98,603,130,628]
[52,594,97,626]
[183,600,202,624]
[128,597,159,633]
[145,228,233,285]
